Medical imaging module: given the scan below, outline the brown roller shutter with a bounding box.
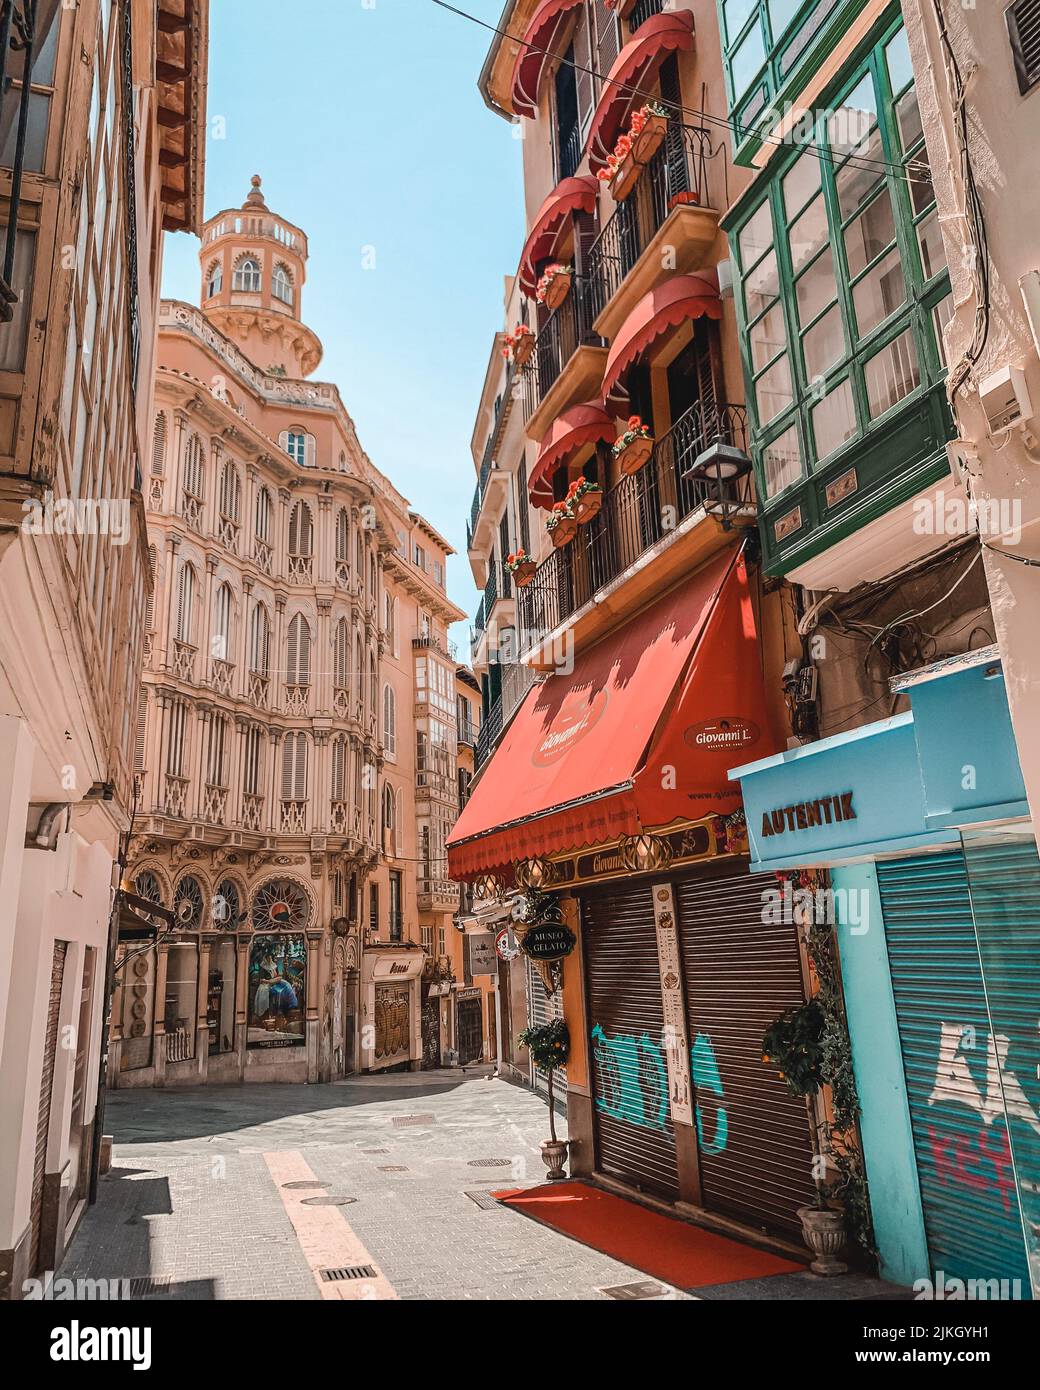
[30,940,67,1273]
[675,863,815,1236]
[582,881,680,1200]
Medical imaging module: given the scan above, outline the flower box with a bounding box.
[574,489,603,524]
[512,331,535,367]
[615,435,654,475]
[512,559,537,586]
[550,516,577,548]
[541,269,572,312]
[609,152,644,203]
[631,113,669,167]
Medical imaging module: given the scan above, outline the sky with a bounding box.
[161,0,524,653]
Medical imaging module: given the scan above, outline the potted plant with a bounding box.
[546,499,578,549]
[722,808,748,855]
[612,416,654,476]
[568,475,603,525]
[536,262,573,312]
[502,323,534,368]
[597,103,671,201]
[505,548,537,587]
[518,1018,571,1179]
[629,101,671,166]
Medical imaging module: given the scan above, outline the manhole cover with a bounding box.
[463,1190,507,1210]
[320,1265,376,1283]
[467,1158,512,1168]
[282,1180,326,1190]
[392,1114,435,1126]
[598,1280,674,1300]
[377,1165,409,1173]
[301,1195,357,1207]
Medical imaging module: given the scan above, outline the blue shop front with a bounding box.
[730,646,1040,1298]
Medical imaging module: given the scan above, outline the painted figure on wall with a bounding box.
[248,934,306,1047]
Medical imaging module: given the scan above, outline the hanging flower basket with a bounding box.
[505,549,537,587]
[569,477,603,525]
[537,263,573,311]
[546,502,577,549]
[503,323,534,367]
[612,416,654,477]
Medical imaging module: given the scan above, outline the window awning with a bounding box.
[529,401,616,508]
[510,0,586,119]
[586,9,696,175]
[601,270,721,409]
[446,545,774,882]
[518,176,599,297]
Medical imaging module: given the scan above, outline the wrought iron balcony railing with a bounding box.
[629,0,664,32]
[587,122,712,323]
[520,275,601,423]
[518,402,750,641]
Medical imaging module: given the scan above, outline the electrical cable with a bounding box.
[430,0,935,188]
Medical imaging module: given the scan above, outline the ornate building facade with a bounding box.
[111,176,464,1091]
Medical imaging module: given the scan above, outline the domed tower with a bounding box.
[198,175,323,378]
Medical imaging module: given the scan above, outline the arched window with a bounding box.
[151,413,166,476]
[382,782,396,853]
[206,713,230,787]
[219,460,240,521]
[182,432,204,500]
[145,545,157,631]
[281,732,309,801]
[355,633,364,708]
[334,618,349,690]
[285,430,307,468]
[135,870,164,904]
[249,603,270,675]
[175,562,196,644]
[369,554,376,598]
[384,593,396,655]
[174,875,205,930]
[382,683,396,757]
[288,500,313,556]
[368,648,377,713]
[212,582,233,662]
[232,255,261,292]
[355,530,364,583]
[254,485,272,542]
[205,259,222,298]
[272,262,293,305]
[286,613,311,686]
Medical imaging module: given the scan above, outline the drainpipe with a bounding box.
[34,802,70,847]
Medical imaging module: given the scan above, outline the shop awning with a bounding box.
[510,0,586,119]
[586,9,696,174]
[447,545,775,881]
[529,401,616,508]
[601,271,721,409]
[518,175,599,297]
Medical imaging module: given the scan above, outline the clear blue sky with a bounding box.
[161,0,523,653]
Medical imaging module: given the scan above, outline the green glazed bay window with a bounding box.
[731,18,954,567]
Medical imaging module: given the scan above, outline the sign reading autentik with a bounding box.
[760,791,857,838]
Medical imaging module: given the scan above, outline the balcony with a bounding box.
[475,661,537,769]
[241,793,265,831]
[587,124,718,341]
[280,799,308,834]
[417,878,460,913]
[518,402,753,667]
[468,366,518,574]
[520,277,608,443]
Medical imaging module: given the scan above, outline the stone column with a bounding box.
[277,487,291,583]
[0,717,32,1046]
[273,594,286,712]
[193,702,212,821]
[238,577,253,699]
[267,729,283,833]
[316,598,332,715]
[202,554,217,680]
[305,930,323,1083]
[171,410,188,508]
[159,532,181,670]
[313,729,329,833]
[244,465,259,566]
[229,717,247,826]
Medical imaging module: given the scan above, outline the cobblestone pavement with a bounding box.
[59,1071,680,1301]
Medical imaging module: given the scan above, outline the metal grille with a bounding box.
[464,1189,508,1210]
[675,864,815,1236]
[527,957,567,1111]
[879,850,1033,1287]
[1008,0,1040,94]
[391,1114,434,1126]
[320,1265,376,1282]
[582,881,680,1200]
[30,940,66,1272]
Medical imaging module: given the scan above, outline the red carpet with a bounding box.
[493,1182,806,1289]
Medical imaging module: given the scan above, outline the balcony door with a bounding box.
[666,319,721,511]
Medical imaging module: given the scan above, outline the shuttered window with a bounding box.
[182,432,204,499]
[334,618,349,688]
[174,564,195,643]
[151,413,166,475]
[382,683,396,757]
[254,486,272,542]
[286,613,311,685]
[144,546,157,630]
[281,732,308,801]
[242,727,263,796]
[573,6,596,138]
[133,688,148,771]
[219,461,240,521]
[288,501,312,556]
[207,715,229,786]
[592,0,621,91]
[331,735,348,801]
[212,583,232,662]
[166,700,188,777]
[335,508,350,562]
[1008,0,1040,94]
[249,603,270,675]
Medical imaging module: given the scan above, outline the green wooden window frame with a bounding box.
[721,0,828,122]
[731,16,953,508]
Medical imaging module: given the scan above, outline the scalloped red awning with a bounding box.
[529,401,616,508]
[510,0,586,119]
[518,176,599,297]
[601,270,721,408]
[586,9,696,174]
[446,545,775,883]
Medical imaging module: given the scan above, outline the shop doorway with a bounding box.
[457,996,483,1066]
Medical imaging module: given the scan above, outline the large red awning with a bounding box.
[517,176,599,297]
[529,401,616,508]
[446,545,775,881]
[510,0,585,119]
[586,9,696,174]
[601,270,721,409]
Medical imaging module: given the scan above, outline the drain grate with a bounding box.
[361,1148,390,1155]
[467,1158,512,1168]
[282,1180,326,1190]
[598,1280,673,1300]
[391,1114,435,1126]
[463,1189,507,1210]
[301,1195,357,1206]
[126,1276,174,1298]
[377,1165,409,1173]
[320,1265,376,1283]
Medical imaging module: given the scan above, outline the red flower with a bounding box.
[615,135,632,157]
[628,415,643,429]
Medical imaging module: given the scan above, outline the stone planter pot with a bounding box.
[549,517,578,549]
[574,491,603,524]
[542,271,572,312]
[797,1204,849,1275]
[511,559,537,587]
[632,114,669,166]
[512,332,534,368]
[541,1139,569,1182]
[615,434,654,477]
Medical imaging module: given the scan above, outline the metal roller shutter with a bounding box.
[30,941,67,1274]
[676,865,815,1236]
[582,882,680,1200]
[527,957,566,1109]
[879,850,1033,1287]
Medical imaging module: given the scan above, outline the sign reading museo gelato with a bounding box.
[760,791,857,838]
[521,921,577,962]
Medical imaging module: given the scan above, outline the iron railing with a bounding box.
[520,275,601,423]
[474,661,536,770]
[587,123,712,323]
[0,0,40,321]
[558,118,583,181]
[475,698,504,770]
[518,402,750,640]
[629,0,664,31]
[483,563,498,616]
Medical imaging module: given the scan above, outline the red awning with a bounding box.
[517,176,599,297]
[529,401,616,508]
[586,9,696,174]
[510,0,585,119]
[601,271,721,408]
[446,545,776,881]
